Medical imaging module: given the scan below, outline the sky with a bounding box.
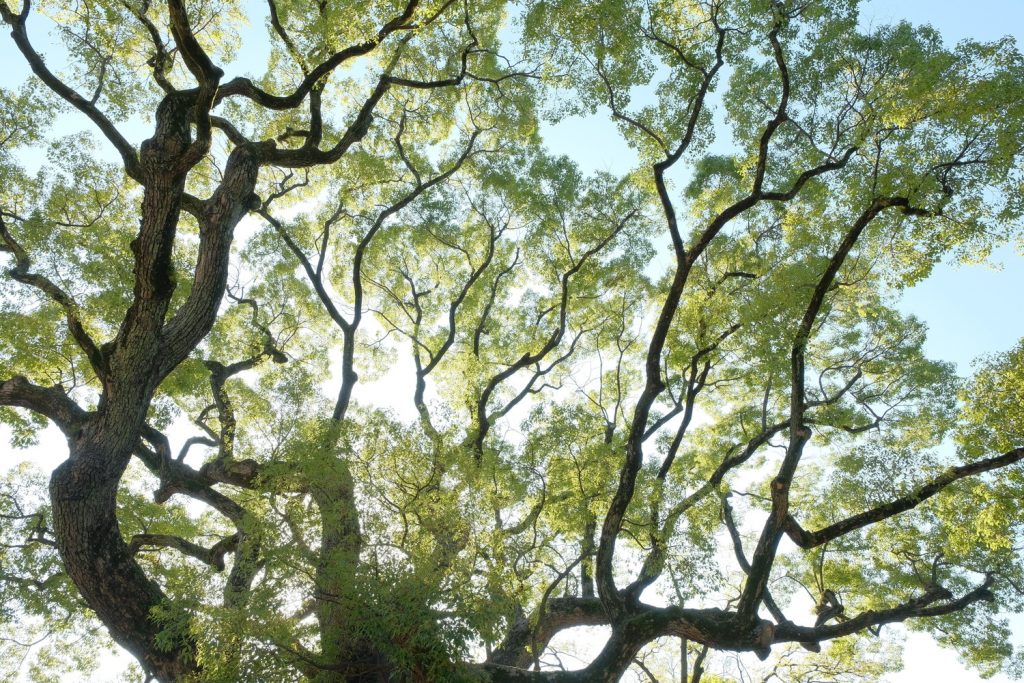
[1,0,1023,681]
[862,1,1024,376]
[854,6,1024,682]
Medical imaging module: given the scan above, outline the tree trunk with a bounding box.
[308,449,386,683]
[51,440,198,680]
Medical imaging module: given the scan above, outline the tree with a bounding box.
[1,0,1022,680]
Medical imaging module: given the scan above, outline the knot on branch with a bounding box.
[201,457,260,487]
[753,619,775,660]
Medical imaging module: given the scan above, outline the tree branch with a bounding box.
[0,0,142,181]
[0,375,88,433]
[784,447,1024,549]
[129,532,238,571]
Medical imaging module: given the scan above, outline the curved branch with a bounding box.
[1,1,142,181]
[488,596,608,669]
[784,447,1024,549]
[0,215,107,379]
[473,210,635,454]
[774,575,996,645]
[0,375,88,433]
[738,196,935,617]
[214,0,423,110]
[129,532,238,571]
[595,11,857,620]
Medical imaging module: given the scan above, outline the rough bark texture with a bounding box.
[35,74,261,679]
[52,443,196,680]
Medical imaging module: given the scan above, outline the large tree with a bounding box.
[1,0,1023,680]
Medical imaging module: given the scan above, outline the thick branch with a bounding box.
[488,596,609,669]
[784,447,1024,548]
[0,375,88,432]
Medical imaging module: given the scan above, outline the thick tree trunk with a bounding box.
[308,451,387,683]
[51,442,198,681]
[41,96,259,680]
[42,101,199,678]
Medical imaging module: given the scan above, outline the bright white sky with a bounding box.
[2,0,1023,681]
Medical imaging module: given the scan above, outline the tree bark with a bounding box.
[52,438,198,680]
[40,86,263,680]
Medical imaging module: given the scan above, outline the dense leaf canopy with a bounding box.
[1,0,1023,681]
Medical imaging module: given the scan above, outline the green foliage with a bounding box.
[1,0,1023,680]
[960,340,1024,456]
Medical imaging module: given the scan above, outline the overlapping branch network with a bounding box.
[1,0,1023,681]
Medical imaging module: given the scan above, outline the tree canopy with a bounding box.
[1,0,1023,681]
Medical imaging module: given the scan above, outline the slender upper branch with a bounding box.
[0,215,107,379]
[472,210,636,454]
[738,196,933,617]
[0,0,142,181]
[596,14,856,620]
